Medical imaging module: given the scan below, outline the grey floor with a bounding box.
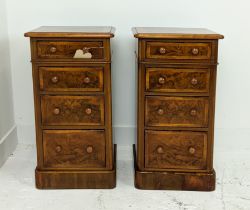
[0,143,250,210]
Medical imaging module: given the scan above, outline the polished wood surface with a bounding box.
[132,27,224,39]
[133,27,223,191]
[39,66,104,92]
[25,26,115,38]
[25,26,116,189]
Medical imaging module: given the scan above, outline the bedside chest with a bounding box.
[25,26,116,189]
[132,27,223,191]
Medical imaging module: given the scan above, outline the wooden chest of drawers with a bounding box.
[25,26,116,189]
[132,27,223,191]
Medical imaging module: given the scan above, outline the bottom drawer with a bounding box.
[145,130,207,170]
[43,130,106,169]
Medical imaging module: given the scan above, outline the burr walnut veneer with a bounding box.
[132,27,223,191]
[25,26,116,189]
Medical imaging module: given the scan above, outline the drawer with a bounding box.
[146,41,211,60]
[43,130,106,169]
[145,96,209,127]
[145,130,207,170]
[145,67,210,93]
[39,67,104,92]
[36,40,105,60]
[41,95,104,126]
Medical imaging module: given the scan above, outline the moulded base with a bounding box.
[35,144,116,189]
[133,144,215,191]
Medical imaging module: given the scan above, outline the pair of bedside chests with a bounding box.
[25,26,224,191]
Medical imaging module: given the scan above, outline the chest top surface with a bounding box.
[24,26,115,38]
[132,27,224,39]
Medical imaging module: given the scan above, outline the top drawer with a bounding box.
[145,41,212,62]
[35,40,108,61]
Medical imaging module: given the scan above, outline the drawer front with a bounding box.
[41,95,104,126]
[39,67,104,92]
[43,130,105,168]
[145,96,209,127]
[37,41,104,60]
[146,41,211,60]
[145,130,207,170]
[146,68,210,93]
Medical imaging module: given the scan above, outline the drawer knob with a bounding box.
[84,77,90,84]
[86,146,93,153]
[158,77,166,85]
[190,109,197,116]
[157,108,164,115]
[157,146,164,154]
[159,47,166,54]
[191,78,198,85]
[51,76,59,84]
[85,108,92,115]
[53,108,60,115]
[189,147,196,154]
[192,48,199,55]
[50,46,57,53]
[55,145,62,153]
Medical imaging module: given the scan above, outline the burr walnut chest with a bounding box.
[25,26,116,189]
[132,27,223,191]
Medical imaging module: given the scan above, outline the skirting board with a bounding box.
[0,125,18,167]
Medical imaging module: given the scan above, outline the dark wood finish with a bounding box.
[25,26,116,189]
[145,131,207,170]
[36,144,116,189]
[145,96,209,127]
[43,130,106,169]
[39,66,104,92]
[146,67,210,93]
[133,27,223,191]
[41,95,104,126]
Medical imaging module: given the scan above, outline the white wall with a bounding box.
[5,0,250,148]
[0,0,17,166]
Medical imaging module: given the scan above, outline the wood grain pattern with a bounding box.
[43,130,105,169]
[145,131,207,170]
[37,41,104,59]
[39,66,104,92]
[132,27,224,39]
[146,42,211,60]
[146,67,210,93]
[41,95,104,126]
[25,26,115,38]
[145,96,209,127]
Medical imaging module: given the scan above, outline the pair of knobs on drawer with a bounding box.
[159,47,199,55]
[53,107,92,115]
[158,77,198,85]
[157,108,197,116]
[51,76,91,84]
[55,145,94,153]
[156,146,196,154]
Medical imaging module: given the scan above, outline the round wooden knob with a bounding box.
[189,147,196,154]
[159,47,166,54]
[157,146,164,154]
[191,78,198,85]
[51,76,59,84]
[157,108,164,115]
[83,77,90,84]
[190,109,197,116]
[53,108,60,115]
[50,46,57,53]
[85,108,92,115]
[86,146,93,153]
[158,77,166,85]
[55,145,62,153]
[192,48,199,55]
